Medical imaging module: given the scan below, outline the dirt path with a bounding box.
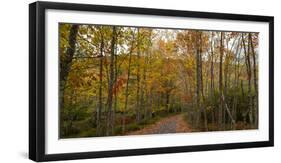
[127,114,192,135]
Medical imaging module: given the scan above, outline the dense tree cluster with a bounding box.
[59,24,258,138]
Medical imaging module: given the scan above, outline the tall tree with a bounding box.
[242,33,253,126]
[106,27,117,136]
[122,29,136,133]
[218,32,224,129]
[136,28,141,123]
[96,28,104,136]
[59,24,79,109]
[209,32,215,124]
[199,32,208,131]
[195,31,202,128]
[249,33,258,127]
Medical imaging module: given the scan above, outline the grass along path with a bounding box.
[127,114,192,135]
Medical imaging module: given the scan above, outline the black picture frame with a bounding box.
[29,1,274,162]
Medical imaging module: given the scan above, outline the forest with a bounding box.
[59,23,259,138]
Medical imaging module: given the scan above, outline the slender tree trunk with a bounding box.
[218,32,224,130]
[232,38,242,128]
[136,29,141,123]
[249,33,258,128]
[147,51,153,119]
[195,31,201,128]
[106,27,116,136]
[198,32,208,131]
[141,53,147,120]
[96,31,104,136]
[242,33,253,126]
[122,31,136,133]
[223,38,229,129]
[112,37,118,135]
[210,32,215,125]
[103,55,110,89]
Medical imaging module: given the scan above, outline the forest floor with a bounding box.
[127,114,192,135]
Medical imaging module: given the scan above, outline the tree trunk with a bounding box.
[122,31,136,133]
[223,38,229,129]
[218,32,224,130]
[141,53,148,120]
[59,25,79,137]
[210,32,215,125]
[136,29,141,123]
[195,31,201,128]
[199,32,208,131]
[232,37,242,128]
[96,30,104,136]
[106,27,116,136]
[242,33,253,126]
[249,33,258,128]
[113,40,118,135]
[59,24,79,110]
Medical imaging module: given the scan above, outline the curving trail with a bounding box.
[127,114,192,135]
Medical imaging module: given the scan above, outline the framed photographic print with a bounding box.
[29,1,274,162]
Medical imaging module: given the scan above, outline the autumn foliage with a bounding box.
[59,24,259,138]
